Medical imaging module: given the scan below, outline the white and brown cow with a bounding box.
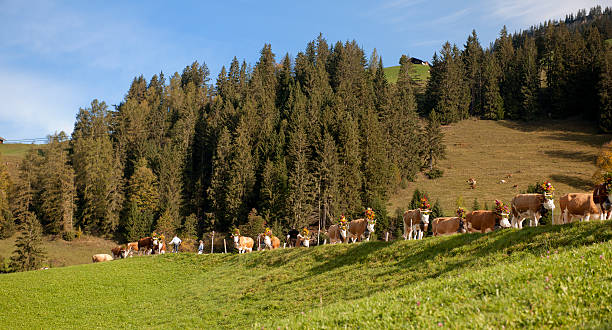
[348,219,375,243]
[263,234,281,250]
[431,217,466,236]
[559,193,602,224]
[138,237,155,255]
[126,242,139,257]
[92,254,113,263]
[402,209,430,240]
[327,224,348,244]
[465,210,511,233]
[511,194,555,228]
[233,234,254,253]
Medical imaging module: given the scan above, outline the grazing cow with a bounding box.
[92,254,113,263]
[559,193,602,224]
[465,210,511,233]
[126,242,139,257]
[138,237,155,255]
[327,224,348,244]
[233,235,254,253]
[511,194,555,228]
[286,229,299,248]
[432,217,466,236]
[263,235,281,250]
[110,246,127,259]
[348,219,375,243]
[402,209,430,240]
[593,184,612,220]
[468,178,477,189]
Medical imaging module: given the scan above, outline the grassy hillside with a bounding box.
[0,143,40,177]
[0,234,117,268]
[389,118,612,218]
[0,221,611,328]
[383,64,430,85]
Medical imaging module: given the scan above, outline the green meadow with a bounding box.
[1,221,610,328]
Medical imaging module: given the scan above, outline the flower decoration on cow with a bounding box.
[494,199,510,216]
[339,215,348,230]
[232,228,240,237]
[365,207,376,225]
[301,227,310,239]
[419,197,431,213]
[539,181,555,199]
[456,207,466,219]
[603,172,612,190]
[265,227,272,237]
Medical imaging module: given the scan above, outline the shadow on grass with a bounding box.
[543,150,596,164]
[550,174,594,191]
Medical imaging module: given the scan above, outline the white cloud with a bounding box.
[431,8,471,25]
[487,0,607,25]
[0,68,78,140]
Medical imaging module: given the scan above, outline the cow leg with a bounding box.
[584,214,591,222]
[418,230,424,240]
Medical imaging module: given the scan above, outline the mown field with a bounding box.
[0,234,116,268]
[0,221,610,328]
[383,63,430,86]
[389,118,612,219]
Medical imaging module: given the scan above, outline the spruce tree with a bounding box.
[600,47,612,132]
[463,30,485,117]
[472,198,481,211]
[11,212,46,272]
[0,153,13,238]
[482,53,505,120]
[421,111,446,170]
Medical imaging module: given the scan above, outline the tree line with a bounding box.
[1,6,611,248]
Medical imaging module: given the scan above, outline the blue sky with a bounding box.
[0,0,608,140]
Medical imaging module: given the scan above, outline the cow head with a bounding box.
[340,228,347,239]
[152,237,159,247]
[120,248,128,258]
[499,213,511,228]
[366,219,376,233]
[233,235,240,244]
[264,235,272,248]
[543,194,555,210]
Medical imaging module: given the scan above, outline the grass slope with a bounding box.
[389,118,612,216]
[383,64,430,85]
[1,221,611,328]
[0,235,117,268]
[0,143,39,177]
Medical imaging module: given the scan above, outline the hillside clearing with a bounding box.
[383,64,430,85]
[0,221,610,328]
[389,118,612,216]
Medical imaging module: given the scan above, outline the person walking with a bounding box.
[198,240,204,254]
[170,235,182,253]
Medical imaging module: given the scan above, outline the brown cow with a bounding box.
[327,224,348,244]
[138,237,155,255]
[511,194,555,228]
[232,235,254,253]
[465,210,511,233]
[92,254,113,263]
[593,184,612,220]
[432,217,466,236]
[402,209,430,240]
[110,246,127,259]
[348,219,376,243]
[559,193,602,224]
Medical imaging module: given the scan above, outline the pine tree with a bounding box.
[409,189,423,210]
[431,42,470,124]
[338,112,362,216]
[482,53,505,120]
[463,30,485,117]
[472,198,481,211]
[11,212,46,272]
[127,158,159,214]
[225,118,255,228]
[519,37,540,120]
[124,200,153,241]
[10,150,42,227]
[600,47,612,132]
[0,153,13,238]
[39,132,75,234]
[431,199,444,218]
[182,214,198,240]
[421,111,446,170]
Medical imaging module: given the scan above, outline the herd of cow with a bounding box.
[91,184,612,260]
[92,236,166,263]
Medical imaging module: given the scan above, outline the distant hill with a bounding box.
[0,143,39,177]
[383,63,430,86]
[388,118,611,216]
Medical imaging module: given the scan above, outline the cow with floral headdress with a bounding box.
[511,181,556,228]
[403,197,431,240]
[431,207,467,236]
[347,208,377,243]
[260,227,280,250]
[465,200,511,233]
[328,215,348,244]
[297,227,311,247]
